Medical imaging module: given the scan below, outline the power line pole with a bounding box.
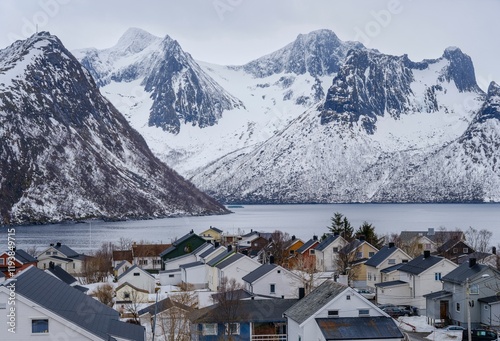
[466,277,472,341]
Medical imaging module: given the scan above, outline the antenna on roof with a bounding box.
[36,24,38,34]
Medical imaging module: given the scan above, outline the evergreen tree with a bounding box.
[356,221,383,249]
[328,212,354,241]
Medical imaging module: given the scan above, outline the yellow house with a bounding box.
[199,226,224,243]
[341,238,379,286]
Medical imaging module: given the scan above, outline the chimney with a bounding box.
[359,235,365,241]
[333,232,339,237]
[298,287,305,299]
[469,258,477,268]
[493,247,497,255]
[214,242,220,248]
[50,243,54,246]
[313,235,318,241]
[56,242,61,247]
[269,255,275,264]
[424,250,431,258]
[242,250,248,256]
[292,235,296,241]
[389,242,395,248]
[428,228,435,236]
[49,261,55,269]
[227,245,232,252]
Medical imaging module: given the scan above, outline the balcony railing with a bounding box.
[252,335,287,341]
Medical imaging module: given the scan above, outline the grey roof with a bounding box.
[210,288,254,301]
[380,263,407,273]
[117,264,155,281]
[74,285,90,293]
[364,245,398,267]
[206,250,232,267]
[179,261,204,269]
[190,298,298,323]
[210,227,223,234]
[215,253,244,269]
[398,254,444,275]
[242,264,277,284]
[284,280,347,324]
[296,238,318,254]
[46,265,77,285]
[374,280,408,288]
[53,243,80,257]
[7,267,144,341]
[138,297,192,316]
[399,230,464,244]
[316,234,341,252]
[48,255,73,262]
[316,317,403,340]
[441,261,490,285]
[114,260,129,271]
[15,249,37,263]
[457,252,493,265]
[478,296,500,304]
[424,290,453,300]
[340,239,364,254]
[198,245,215,258]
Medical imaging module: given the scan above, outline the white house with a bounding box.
[180,261,206,289]
[114,260,133,278]
[375,251,458,313]
[205,249,235,290]
[117,265,156,294]
[284,280,404,341]
[242,263,302,298]
[0,266,145,340]
[364,242,411,290]
[36,242,87,275]
[164,243,212,271]
[209,253,260,291]
[314,234,348,272]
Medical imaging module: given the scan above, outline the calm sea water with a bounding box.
[3,203,500,254]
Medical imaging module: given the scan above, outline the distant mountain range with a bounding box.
[1,27,499,225]
[0,32,228,224]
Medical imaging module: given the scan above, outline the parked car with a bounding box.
[445,325,466,331]
[377,303,396,310]
[382,306,408,318]
[355,288,376,300]
[463,330,498,341]
[397,305,418,316]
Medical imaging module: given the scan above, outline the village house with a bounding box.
[314,234,348,272]
[36,242,88,275]
[399,228,464,253]
[375,251,457,313]
[159,230,207,269]
[132,242,171,271]
[242,262,303,299]
[199,226,224,243]
[365,242,411,291]
[0,249,37,277]
[0,266,145,340]
[209,253,261,291]
[338,237,379,287]
[117,264,156,294]
[113,259,133,278]
[289,235,320,269]
[284,280,404,341]
[436,238,475,263]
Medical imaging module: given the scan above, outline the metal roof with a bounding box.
[198,245,216,259]
[478,296,500,304]
[15,249,37,263]
[7,266,144,340]
[284,280,347,324]
[364,245,398,267]
[215,253,245,269]
[138,297,193,316]
[45,265,77,285]
[179,261,204,269]
[398,254,444,275]
[441,261,490,285]
[316,316,404,340]
[53,243,80,257]
[424,290,453,300]
[374,280,408,288]
[242,264,277,284]
[380,263,406,273]
[296,238,319,254]
[117,264,155,281]
[206,250,232,267]
[316,234,341,252]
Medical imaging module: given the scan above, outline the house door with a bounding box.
[440,300,449,320]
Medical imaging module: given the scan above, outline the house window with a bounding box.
[485,305,489,311]
[374,274,377,281]
[417,244,423,249]
[453,248,458,254]
[32,319,49,333]
[290,250,295,254]
[328,310,339,317]
[225,323,240,335]
[470,284,479,295]
[388,259,396,265]
[463,248,469,253]
[0,258,4,265]
[435,273,442,281]
[456,303,461,312]
[133,272,140,276]
[358,309,370,316]
[202,323,217,335]
[277,270,281,274]
[346,295,351,300]
[46,252,51,255]
[154,259,162,265]
[270,284,276,294]
[368,273,372,281]
[73,263,75,269]
[123,292,130,299]
[169,274,175,278]
[52,251,57,255]
[356,252,363,259]
[333,247,339,252]
[310,249,315,255]
[369,252,375,257]
[425,243,432,250]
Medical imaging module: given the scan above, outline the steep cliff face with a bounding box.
[0,32,228,224]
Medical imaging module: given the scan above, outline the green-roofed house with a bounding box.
[159,230,207,270]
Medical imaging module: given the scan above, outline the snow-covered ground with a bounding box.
[398,316,464,341]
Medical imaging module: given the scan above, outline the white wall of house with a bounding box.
[315,238,347,272]
[381,270,401,283]
[237,233,260,247]
[247,266,302,299]
[217,256,260,290]
[376,284,411,306]
[164,254,197,271]
[115,283,149,304]
[37,256,83,275]
[0,288,104,340]
[118,268,156,294]
[181,265,207,289]
[288,287,387,341]
[115,261,132,277]
[480,302,500,327]
[159,270,181,286]
[411,260,457,310]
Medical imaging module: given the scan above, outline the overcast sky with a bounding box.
[0,0,498,90]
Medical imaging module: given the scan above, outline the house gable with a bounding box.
[160,232,206,261]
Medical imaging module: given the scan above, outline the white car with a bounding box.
[355,288,376,300]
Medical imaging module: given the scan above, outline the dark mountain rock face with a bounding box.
[0,32,228,224]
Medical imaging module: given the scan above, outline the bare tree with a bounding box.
[120,290,146,324]
[291,254,318,295]
[25,245,39,258]
[465,227,493,253]
[336,246,359,285]
[211,277,246,340]
[116,237,133,250]
[80,242,114,284]
[267,230,292,267]
[93,283,114,307]
[153,291,197,341]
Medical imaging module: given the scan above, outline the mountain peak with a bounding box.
[114,27,161,54]
[474,81,500,123]
[440,46,481,93]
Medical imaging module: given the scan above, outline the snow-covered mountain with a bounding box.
[73,28,498,203]
[0,32,228,224]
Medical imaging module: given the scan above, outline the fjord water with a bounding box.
[8,203,500,254]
